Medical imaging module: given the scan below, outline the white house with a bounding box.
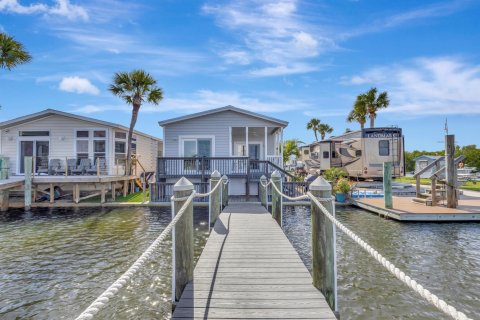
[0,109,162,177]
[156,106,288,197]
[414,155,444,178]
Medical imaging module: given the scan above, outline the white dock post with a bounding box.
[209,170,221,227]
[310,176,337,313]
[259,175,267,208]
[172,177,194,305]
[24,156,33,210]
[271,170,282,226]
[221,175,228,209]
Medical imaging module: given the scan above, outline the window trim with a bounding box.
[179,135,216,157]
[379,140,390,156]
[74,128,108,160]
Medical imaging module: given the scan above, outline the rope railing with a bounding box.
[75,177,226,320]
[260,175,472,320]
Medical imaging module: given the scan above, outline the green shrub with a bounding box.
[335,178,351,194]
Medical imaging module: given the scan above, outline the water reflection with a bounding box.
[283,206,480,320]
[0,207,209,320]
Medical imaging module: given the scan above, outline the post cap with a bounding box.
[271,170,281,178]
[260,175,267,180]
[211,170,221,178]
[221,174,228,180]
[173,177,194,191]
[309,176,332,191]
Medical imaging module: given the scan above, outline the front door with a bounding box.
[249,144,261,170]
[19,140,50,174]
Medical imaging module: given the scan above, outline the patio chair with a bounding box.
[44,159,62,175]
[54,158,77,175]
[86,158,107,175]
[36,158,49,175]
[71,158,91,175]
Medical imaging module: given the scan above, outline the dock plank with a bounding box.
[172,203,337,320]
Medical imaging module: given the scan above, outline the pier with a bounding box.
[172,203,337,319]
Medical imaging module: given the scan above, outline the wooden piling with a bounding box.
[24,156,33,210]
[49,183,54,204]
[383,162,393,209]
[309,176,337,313]
[101,183,106,204]
[123,180,128,197]
[445,135,456,208]
[209,170,221,227]
[221,175,228,209]
[271,170,282,226]
[0,157,9,211]
[172,177,194,305]
[260,175,267,208]
[111,182,116,201]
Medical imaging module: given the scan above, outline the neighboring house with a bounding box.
[0,109,162,177]
[413,155,444,178]
[157,105,288,196]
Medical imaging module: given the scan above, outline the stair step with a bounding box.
[412,197,432,206]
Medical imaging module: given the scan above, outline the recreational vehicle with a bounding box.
[304,127,405,180]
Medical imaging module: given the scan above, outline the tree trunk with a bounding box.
[126,101,141,176]
[314,130,318,141]
[321,132,325,140]
[360,122,365,130]
[369,113,375,128]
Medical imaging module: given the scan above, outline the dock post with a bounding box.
[445,134,456,208]
[383,162,393,209]
[260,175,267,208]
[209,170,221,227]
[221,175,228,209]
[309,176,337,313]
[101,184,106,204]
[271,170,282,226]
[111,182,116,201]
[0,157,9,211]
[24,156,33,210]
[172,177,194,306]
[49,183,54,204]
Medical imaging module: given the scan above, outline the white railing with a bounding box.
[267,155,283,168]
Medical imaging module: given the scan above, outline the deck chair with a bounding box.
[71,158,91,175]
[36,158,50,175]
[43,159,62,175]
[54,159,77,175]
[86,158,107,175]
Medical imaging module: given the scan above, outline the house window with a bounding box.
[419,160,428,170]
[323,151,329,159]
[19,131,50,137]
[182,138,212,157]
[75,129,107,160]
[379,140,390,156]
[303,149,309,155]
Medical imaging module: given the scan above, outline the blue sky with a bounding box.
[1,0,480,151]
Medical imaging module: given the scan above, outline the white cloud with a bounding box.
[249,63,318,77]
[74,104,127,114]
[203,0,333,76]
[59,76,100,95]
[0,0,88,21]
[343,57,480,116]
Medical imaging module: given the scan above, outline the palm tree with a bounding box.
[0,33,32,70]
[306,118,321,141]
[283,139,303,164]
[347,95,368,130]
[110,70,163,175]
[363,87,389,128]
[318,123,333,140]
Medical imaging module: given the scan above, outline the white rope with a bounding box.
[307,191,472,320]
[259,179,272,188]
[171,178,226,202]
[75,192,196,320]
[270,181,310,201]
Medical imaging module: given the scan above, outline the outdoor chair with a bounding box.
[86,158,107,175]
[54,158,77,175]
[71,158,91,175]
[36,158,49,175]
[45,159,62,175]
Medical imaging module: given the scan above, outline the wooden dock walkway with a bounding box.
[173,203,337,319]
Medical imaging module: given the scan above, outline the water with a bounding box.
[0,207,210,320]
[283,206,480,320]
[1,206,479,319]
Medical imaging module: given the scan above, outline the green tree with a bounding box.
[110,70,163,175]
[347,96,368,130]
[283,139,302,164]
[306,118,321,141]
[318,123,333,140]
[0,33,32,70]
[363,87,389,128]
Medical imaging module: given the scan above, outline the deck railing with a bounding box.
[150,181,209,202]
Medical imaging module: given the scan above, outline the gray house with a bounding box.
[156,106,288,197]
[414,155,444,178]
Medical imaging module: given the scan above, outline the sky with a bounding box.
[1,0,480,151]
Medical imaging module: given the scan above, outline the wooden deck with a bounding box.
[352,194,480,221]
[172,203,337,319]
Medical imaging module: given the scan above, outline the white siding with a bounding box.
[163,110,282,157]
[135,135,158,174]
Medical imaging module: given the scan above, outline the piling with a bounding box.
[24,156,33,210]
[221,175,228,209]
[0,157,9,211]
[260,175,267,208]
[271,170,282,226]
[383,162,393,209]
[172,177,194,305]
[209,170,221,226]
[309,176,337,313]
[445,135,456,208]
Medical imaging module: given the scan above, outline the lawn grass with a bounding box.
[394,176,480,192]
[84,190,149,203]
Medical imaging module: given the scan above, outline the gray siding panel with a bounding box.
[164,110,282,157]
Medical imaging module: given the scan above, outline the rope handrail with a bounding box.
[75,191,196,320]
[306,191,472,320]
[172,178,227,202]
[270,180,310,201]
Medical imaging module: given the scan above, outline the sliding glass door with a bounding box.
[19,140,49,174]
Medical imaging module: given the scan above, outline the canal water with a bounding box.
[0,206,478,319]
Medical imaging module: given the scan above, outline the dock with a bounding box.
[352,195,480,221]
[172,203,337,319]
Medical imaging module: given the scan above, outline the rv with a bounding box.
[303,127,405,180]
